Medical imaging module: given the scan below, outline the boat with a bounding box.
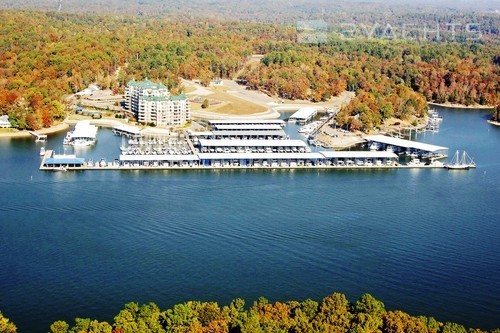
[369,142,381,151]
[39,146,46,156]
[445,150,476,170]
[52,166,67,172]
[428,158,444,167]
[407,158,424,166]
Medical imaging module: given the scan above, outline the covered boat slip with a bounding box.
[288,107,318,124]
[320,151,399,166]
[211,130,287,140]
[119,154,200,167]
[198,152,324,167]
[197,139,309,153]
[364,135,448,155]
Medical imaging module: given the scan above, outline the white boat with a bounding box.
[39,147,46,156]
[428,158,444,167]
[445,150,476,170]
[52,166,67,172]
[369,142,381,151]
[407,158,424,166]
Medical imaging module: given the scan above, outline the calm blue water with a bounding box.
[0,107,499,332]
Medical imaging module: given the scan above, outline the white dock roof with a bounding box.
[364,135,448,152]
[198,139,307,147]
[198,152,324,160]
[289,107,318,120]
[212,130,286,137]
[72,121,98,139]
[208,119,285,126]
[320,151,398,159]
[212,124,283,131]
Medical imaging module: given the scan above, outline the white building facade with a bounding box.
[0,115,11,128]
[125,79,190,127]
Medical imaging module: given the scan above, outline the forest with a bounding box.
[1,292,499,333]
[0,9,498,131]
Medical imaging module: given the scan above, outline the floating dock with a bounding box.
[40,149,447,171]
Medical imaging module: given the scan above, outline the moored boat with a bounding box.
[445,150,476,170]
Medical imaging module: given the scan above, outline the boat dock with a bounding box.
[39,120,456,171]
[40,148,449,171]
[288,107,318,124]
[364,135,448,159]
[29,131,47,141]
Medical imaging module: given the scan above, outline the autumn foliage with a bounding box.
[0,10,498,131]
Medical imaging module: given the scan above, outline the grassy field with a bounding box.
[189,86,267,115]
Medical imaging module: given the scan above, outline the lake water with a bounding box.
[0,107,499,332]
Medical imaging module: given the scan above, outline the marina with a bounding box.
[39,118,462,171]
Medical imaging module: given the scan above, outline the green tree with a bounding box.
[50,320,69,333]
[201,99,209,109]
[0,312,17,333]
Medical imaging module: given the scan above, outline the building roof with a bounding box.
[198,139,307,147]
[289,107,318,120]
[44,157,85,165]
[127,79,167,90]
[364,135,448,152]
[71,121,98,139]
[320,151,398,159]
[211,130,287,137]
[208,119,285,126]
[212,124,284,131]
[140,94,187,102]
[198,152,324,160]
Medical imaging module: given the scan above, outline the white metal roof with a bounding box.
[71,121,98,139]
[212,124,283,131]
[320,151,398,159]
[198,139,307,147]
[198,152,324,160]
[212,130,286,137]
[289,107,318,120]
[364,135,448,152]
[113,125,142,135]
[208,119,285,126]
[120,154,199,161]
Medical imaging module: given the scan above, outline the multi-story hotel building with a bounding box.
[125,79,190,127]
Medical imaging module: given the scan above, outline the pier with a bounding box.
[40,120,453,172]
[29,131,47,142]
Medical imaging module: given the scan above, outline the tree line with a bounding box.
[0,10,498,131]
[1,292,499,333]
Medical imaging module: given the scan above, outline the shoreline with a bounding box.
[487,119,500,127]
[0,122,70,139]
[428,102,495,110]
